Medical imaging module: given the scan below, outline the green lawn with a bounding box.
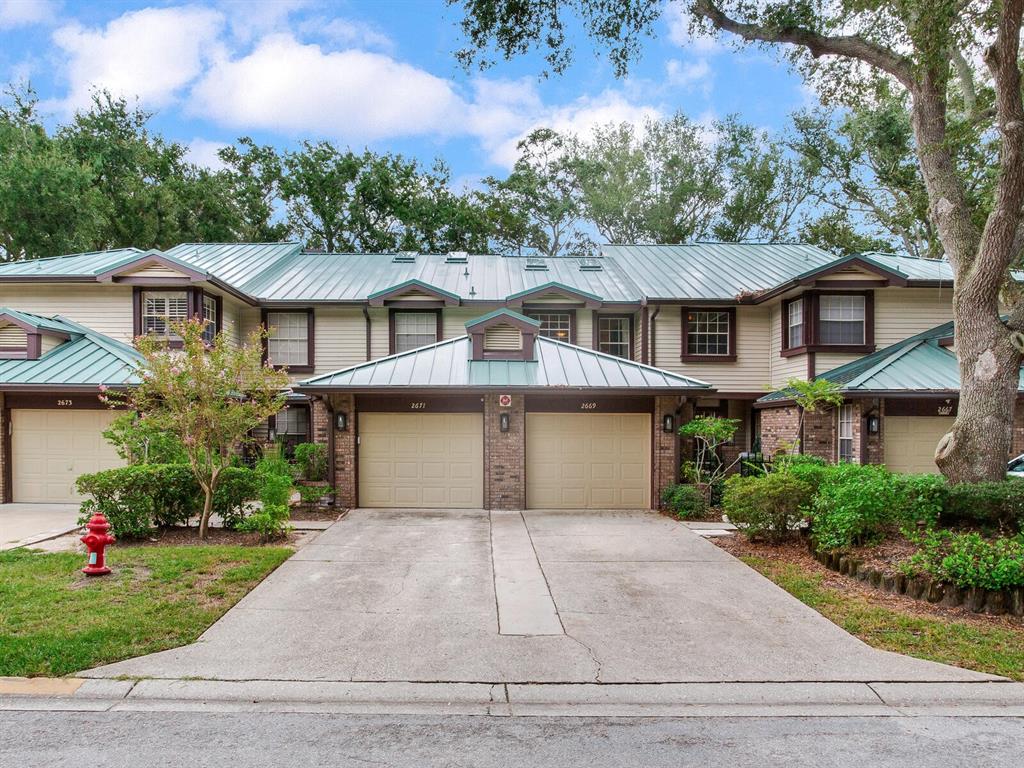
[741,555,1024,681]
[0,544,292,677]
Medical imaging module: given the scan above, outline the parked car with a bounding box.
[1008,454,1024,477]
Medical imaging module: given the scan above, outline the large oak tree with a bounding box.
[452,0,1024,482]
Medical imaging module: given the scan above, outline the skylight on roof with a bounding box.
[445,251,469,263]
[578,258,602,272]
[525,257,548,271]
[392,251,417,263]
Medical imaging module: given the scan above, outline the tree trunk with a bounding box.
[935,296,1021,481]
[198,485,214,540]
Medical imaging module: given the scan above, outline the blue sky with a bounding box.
[0,0,811,186]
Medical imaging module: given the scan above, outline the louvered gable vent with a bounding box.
[484,323,522,351]
[0,323,27,348]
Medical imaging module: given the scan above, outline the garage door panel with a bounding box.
[527,412,651,509]
[12,409,122,503]
[884,416,953,474]
[358,412,484,509]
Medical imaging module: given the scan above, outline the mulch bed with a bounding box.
[288,506,347,522]
[712,532,1024,629]
[123,527,287,547]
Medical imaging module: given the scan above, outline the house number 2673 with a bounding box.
[579,402,598,410]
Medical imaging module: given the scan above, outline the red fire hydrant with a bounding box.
[81,512,115,576]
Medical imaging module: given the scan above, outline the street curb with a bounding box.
[4,679,1023,717]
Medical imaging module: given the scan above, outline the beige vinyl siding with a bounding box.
[873,287,953,348]
[218,295,247,347]
[238,306,262,343]
[39,335,62,355]
[634,311,643,361]
[124,264,190,279]
[443,307,488,341]
[315,307,371,373]
[0,285,134,341]
[817,271,887,283]
[768,302,807,388]
[369,307,389,359]
[654,305,772,394]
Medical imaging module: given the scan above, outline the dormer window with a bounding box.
[781,291,874,356]
[819,295,865,345]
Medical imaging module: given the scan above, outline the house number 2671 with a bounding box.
[579,402,598,410]
[410,402,427,410]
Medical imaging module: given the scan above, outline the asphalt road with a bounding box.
[2,711,1023,767]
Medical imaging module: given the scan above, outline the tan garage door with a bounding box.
[12,409,123,503]
[358,412,484,508]
[526,412,651,509]
[884,416,955,474]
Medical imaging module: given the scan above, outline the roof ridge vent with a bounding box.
[445,251,469,263]
[525,257,548,271]
[392,251,418,263]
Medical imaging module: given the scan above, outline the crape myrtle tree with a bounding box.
[452,0,1024,483]
[109,319,289,539]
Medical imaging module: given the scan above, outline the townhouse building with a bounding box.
[0,241,1011,508]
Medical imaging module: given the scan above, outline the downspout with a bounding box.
[649,305,661,367]
[640,302,650,365]
[362,305,371,361]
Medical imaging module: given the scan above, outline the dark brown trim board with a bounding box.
[260,308,315,373]
[388,307,443,355]
[680,306,737,362]
[525,394,654,413]
[781,290,875,357]
[2,405,10,503]
[5,393,110,409]
[356,394,485,413]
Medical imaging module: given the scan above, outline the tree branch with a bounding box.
[691,0,915,89]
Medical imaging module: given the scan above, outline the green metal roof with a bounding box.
[367,278,461,303]
[0,312,141,389]
[758,321,1024,403]
[0,307,79,336]
[464,308,541,328]
[298,336,710,391]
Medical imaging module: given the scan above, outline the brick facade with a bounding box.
[328,393,356,508]
[759,405,801,457]
[484,393,526,509]
[653,396,680,503]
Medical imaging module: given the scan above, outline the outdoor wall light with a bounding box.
[867,414,880,434]
[335,412,348,431]
[662,414,675,433]
[499,412,511,432]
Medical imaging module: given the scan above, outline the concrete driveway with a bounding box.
[0,503,81,551]
[87,509,996,683]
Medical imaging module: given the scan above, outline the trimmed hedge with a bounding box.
[77,464,261,538]
[904,530,1024,590]
[941,479,1024,530]
[660,483,708,519]
[723,473,814,542]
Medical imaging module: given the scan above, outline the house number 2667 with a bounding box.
[579,402,598,410]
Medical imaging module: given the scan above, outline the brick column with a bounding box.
[310,397,330,446]
[653,396,680,507]
[484,393,525,509]
[759,405,801,456]
[330,393,356,508]
[802,406,835,461]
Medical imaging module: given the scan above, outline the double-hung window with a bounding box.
[393,311,437,353]
[266,311,311,369]
[141,291,188,339]
[526,311,572,342]
[686,310,731,357]
[202,294,218,344]
[838,404,855,462]
[597,315,631,359]
[787,299,804,348]
[819,295,866,345]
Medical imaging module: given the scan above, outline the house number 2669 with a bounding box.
[579,402,598,410]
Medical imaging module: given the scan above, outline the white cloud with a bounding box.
[218,0,312,42]
[665,57,712,93]
[664,3,723,54]
[52,6,225,111]
[306,16,394,52]
[185,138,228,170]
[0,0,56,29]
[189,34,466,143]
[482,89,664,168]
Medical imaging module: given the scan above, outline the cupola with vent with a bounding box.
[464,309,542,361]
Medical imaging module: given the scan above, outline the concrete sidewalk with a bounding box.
[82,509,999,685]
[0,503,80,551]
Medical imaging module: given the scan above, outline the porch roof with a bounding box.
[297,335,710,392]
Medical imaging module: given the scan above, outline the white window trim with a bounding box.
[141,290,189,339]
[393,311,438,353]
[787,299,803,348]
[266,311,310,368]
[838,404,855,463]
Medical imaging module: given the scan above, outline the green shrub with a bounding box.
[892,474,948,527]
[904,530,1024,590]
[723,473,814,542]
[236,503,292,538]
[260,472,293,509]
[810,464,897,551]
[296,483,334,507]
[212,467,261,530]
[293,442,328,481]
[774,454,828,469]
[660,483,708,519]
[255,443,293,481]
[942,479,1024,530]
[76,464,201,538]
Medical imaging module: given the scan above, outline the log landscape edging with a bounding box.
[808,540,1024,617]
